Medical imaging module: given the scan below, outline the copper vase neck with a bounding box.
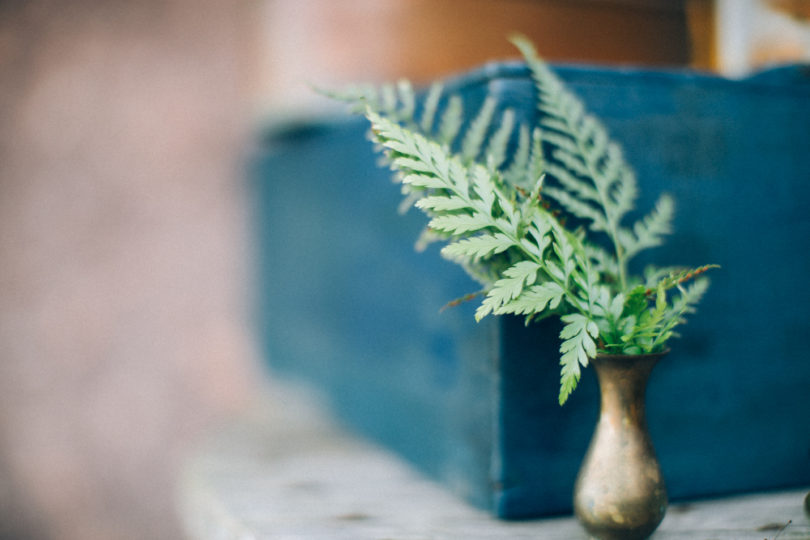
[591,352,663,427]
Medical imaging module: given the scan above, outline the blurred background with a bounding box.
[1,1,808,539]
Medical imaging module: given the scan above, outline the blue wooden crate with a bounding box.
[250,62,810,518]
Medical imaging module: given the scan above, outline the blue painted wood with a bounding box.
[250,62,810,518]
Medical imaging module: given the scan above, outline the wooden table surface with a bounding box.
[179,382,810,539]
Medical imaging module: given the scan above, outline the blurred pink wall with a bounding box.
[0,2,260,538]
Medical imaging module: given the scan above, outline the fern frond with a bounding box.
[544,161,599,202]
[558,313,599,405]
[519,210,553,259]
[651,277,710,350]
[549,147,593,182]
[643,265,683,289]
[585,244,621,283]
[400,171,447,190]
[512,34,643,288]
[396,79,415,122]
[539,116,570,135]
[414,195,473,213]
[440,233,514,262]
[603,148,637,219]
[486,109,515,170]
[369,110,522,281]
[420,82,444,134]
[620,194,674,259]
[616,268,715,354]
[427,214,490,235]
[438,95,464,146]
[652,264,719,293]
[503,124,531,188]
[475,261,541,321]
[335,39,716,406]
[670,277,710,312]
[549,222,579,284]
[461,97,497,162]
[542,132,587,168]
[627,282,670,349]
[527,128,546,189]
[496,282,565,316]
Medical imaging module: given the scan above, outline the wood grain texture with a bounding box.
[180,384,810,540]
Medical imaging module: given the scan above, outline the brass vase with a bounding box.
[573,352,667,540]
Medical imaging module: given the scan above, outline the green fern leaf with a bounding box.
[621,194,674,259]
[399,172,447,190]
[515,212,551,259]
[396,79,415,122]
[420,82,444,133]
[544,159,598,199]
[414,195,472,213]
[503,124,531,188]
[476,261,541,321]
[543,186,608,231]
[549,149,593,184]
[441,233,514,262]
[486,109,516,170]
[467,164,492,209]
[671,277,710,312]
[428,214,491,235]
[542,131,585,165]
[513,34,643,288]
[654,264,719,292]
[496,282,565,316]
[438,95,463,146]
[558,313,599,404]
[461,97,497,162]
[585,244,620,282]
[539,116,570,136]
[528,128,546,190]
[653,278,710,349]
[602,148,637,219]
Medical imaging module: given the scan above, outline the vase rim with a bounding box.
[595,349,670,361]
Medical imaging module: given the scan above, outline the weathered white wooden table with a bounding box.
[179,383,810,540]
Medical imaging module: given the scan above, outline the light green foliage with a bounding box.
[559,314,599,405]
[329,37,716,405]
